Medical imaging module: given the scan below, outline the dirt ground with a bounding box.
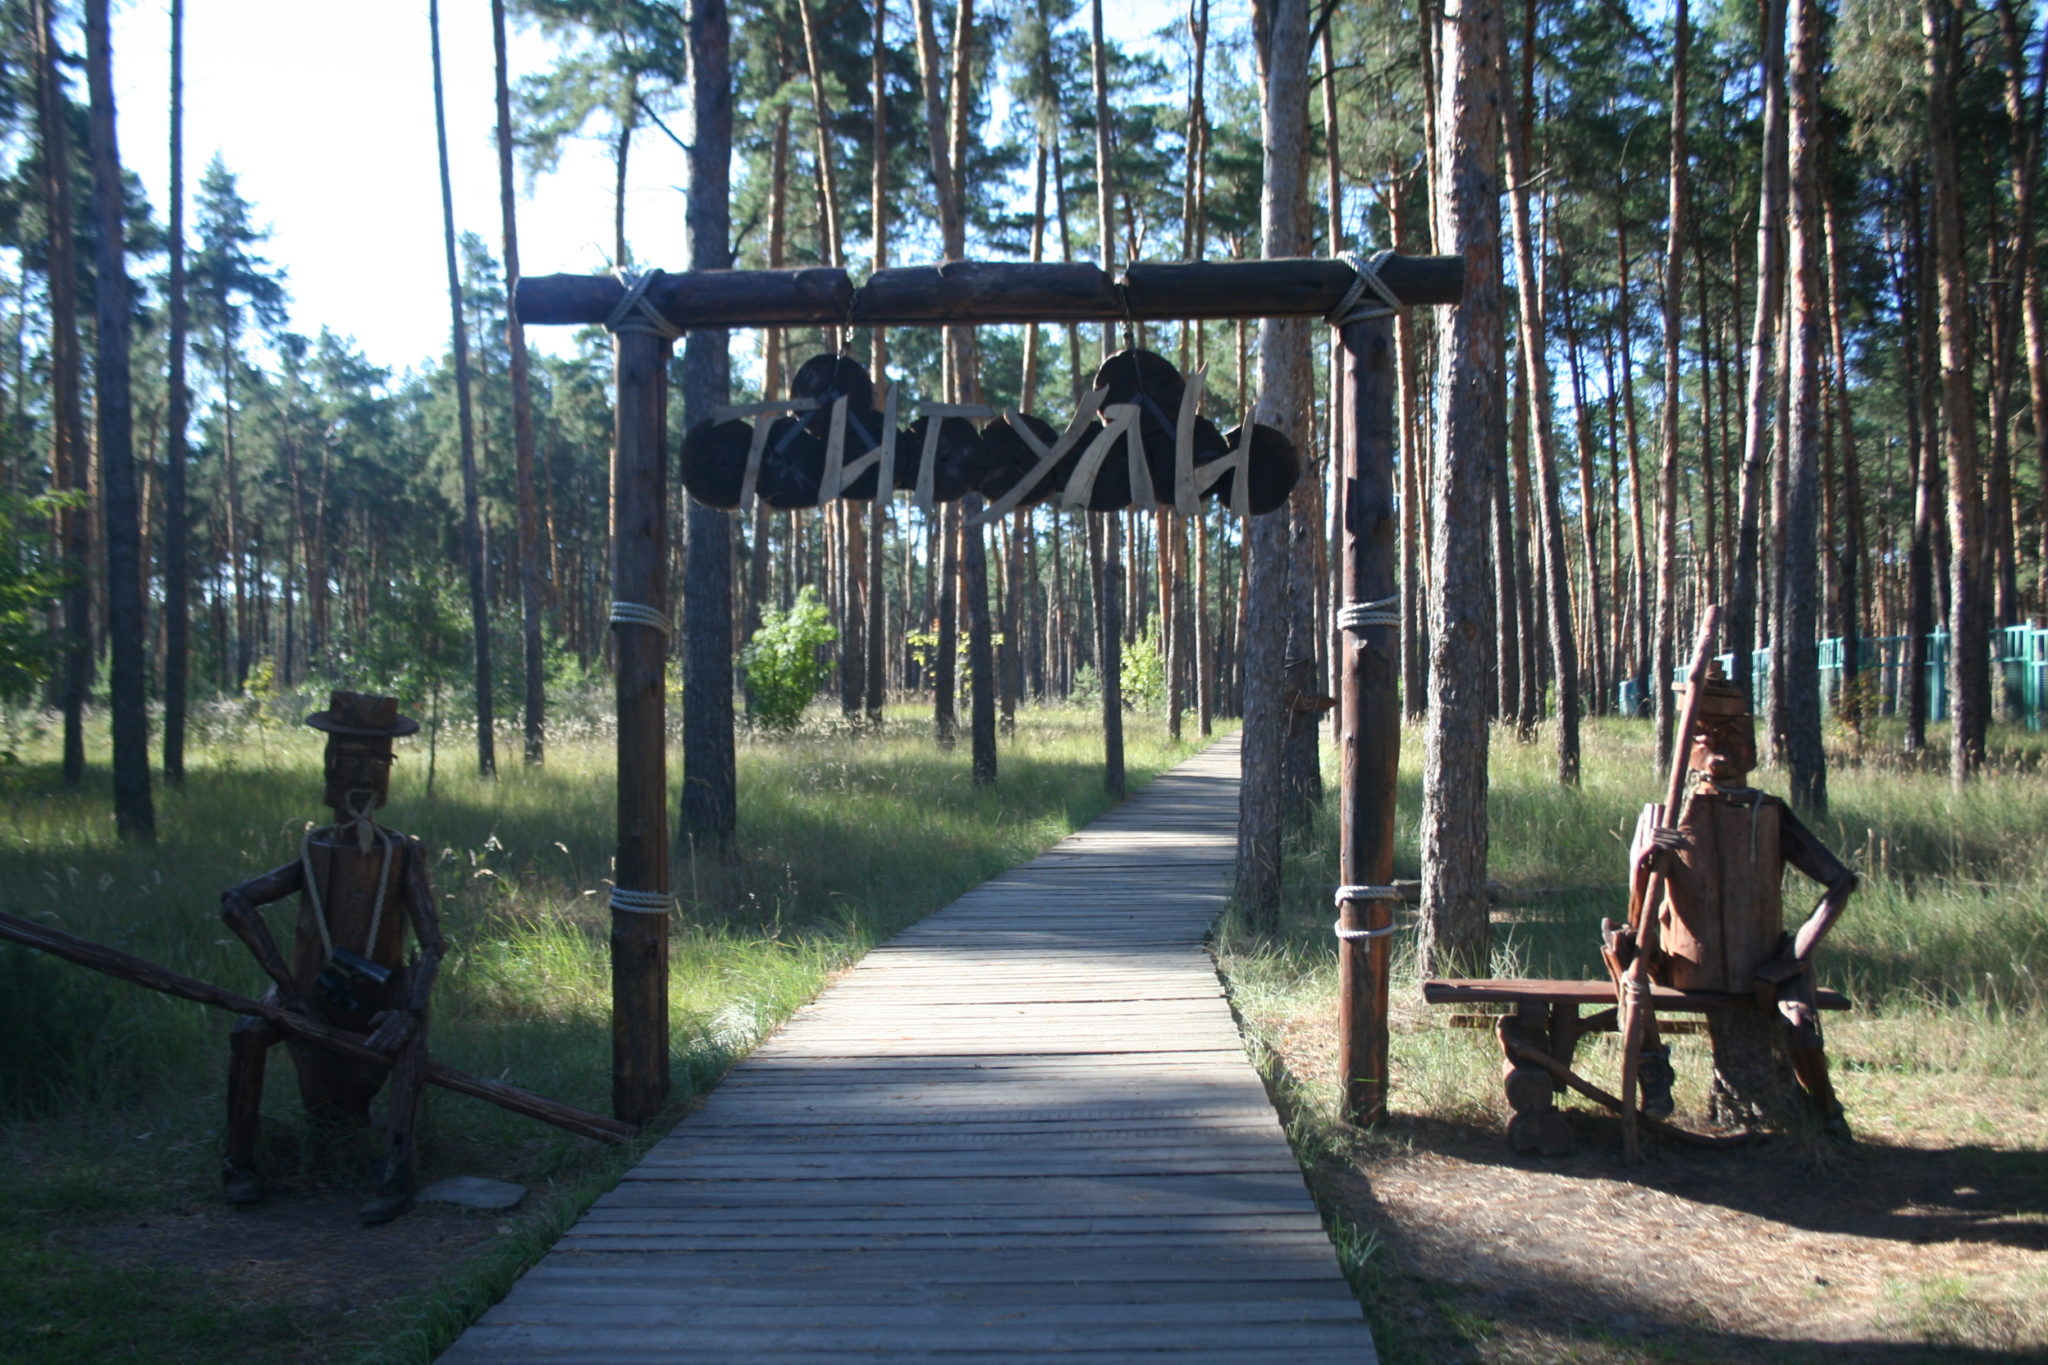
[36,1178,533,1364]
[1335,1116,2048,1362]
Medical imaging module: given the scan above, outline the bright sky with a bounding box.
[105,0,1188,380]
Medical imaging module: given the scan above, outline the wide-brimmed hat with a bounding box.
[305,690,420,738]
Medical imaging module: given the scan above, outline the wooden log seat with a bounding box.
[1421,978,1851,1156]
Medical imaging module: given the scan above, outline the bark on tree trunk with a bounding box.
[1925,0,1989,783]
[1418,0,1502,975]
[86,0,154,839]
[1505,3,1580,786]
[1782,0,1827,813]
[430,0,494,777]
[1729,0,1788,702]
[34,0,89,785]
[163,0,191,786]
[1903,177,1937,754]
[680,0,738,855]
[1654,0,1691,770]
[494,0,546,766]
[1822,186,1866,727]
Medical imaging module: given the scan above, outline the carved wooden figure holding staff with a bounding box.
[217,692,444,1224]
[1616,666,1857,1137]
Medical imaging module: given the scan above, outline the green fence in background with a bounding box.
[1616,624,2047,730]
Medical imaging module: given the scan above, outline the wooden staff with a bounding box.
[1616,607,1721,1162]
[0,908,637,1146]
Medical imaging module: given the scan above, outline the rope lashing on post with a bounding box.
[608,601,674,637]
[607,886,677,915]
[605,269,685,341]
[1325,250,1404,327]
[1333,883,1406,941]
[1337,594,1402,632]
[1333,920,1405,942]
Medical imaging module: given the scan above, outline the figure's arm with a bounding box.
[1628,804,1690,920]
[220,861,307,1004]
[1777,802,1857,962]
[366,840,443,1055]
[401,838,444,1014]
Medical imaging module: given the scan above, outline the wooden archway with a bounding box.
[514,251,1462,1125]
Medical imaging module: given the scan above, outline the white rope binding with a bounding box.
[609,601,674,637]
[1337,594,1401,632]
[608,886,677,915]
[605,269,685,340]
[1325,250,1404,327]
[1333,881,1405,942]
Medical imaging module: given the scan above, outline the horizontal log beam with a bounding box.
[515,256,1464,331]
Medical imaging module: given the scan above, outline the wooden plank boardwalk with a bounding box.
[442,734,1375,1362]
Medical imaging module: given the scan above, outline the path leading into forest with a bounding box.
[441,733,1376,1362]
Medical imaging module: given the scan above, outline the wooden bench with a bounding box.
[1421,977,1851,1155]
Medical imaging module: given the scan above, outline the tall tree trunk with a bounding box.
[87,0,153,839]
[935,505,959,745]
[1996,0,2048,616]
[162,0,191,786]
[1091,0,1125,798]
[431,0,494,776]
[1505,0,1580,785]
[1925,0,1989,781]
[681,0,738,853]
[1614,210,1647,707]
[1903,177,1937,754]
[1558,275,1608,716]
[1509,312,1541,735]
[1654,0,1690,769]
[34,0,89,785]
[494,0,545,766]
[1391,181,1427,720]
[1235,0,1310,928]
[1418,0,1502,974]
[1729,0,1789,700]
[866,0,891,726]
[966,505,996,782]
[1822,184,1865,723]
[1782,0,1827,812]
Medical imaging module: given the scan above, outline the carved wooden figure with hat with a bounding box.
[1609,664,1858,1137]
[217,691,445,1224]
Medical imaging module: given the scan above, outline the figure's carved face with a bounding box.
[323,738,394,817]
[1688,712,1756,783]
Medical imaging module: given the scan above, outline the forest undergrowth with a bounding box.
[0,696,1201,1364]
[1216,716,2048,1362]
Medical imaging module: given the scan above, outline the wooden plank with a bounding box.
[452,1298,1360,1327]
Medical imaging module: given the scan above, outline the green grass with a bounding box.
[0,693,1208,1364]
[1215,714,2048,1358]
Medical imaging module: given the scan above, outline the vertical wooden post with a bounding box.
[1336,309,1399,1125]
[611,328,672,1123]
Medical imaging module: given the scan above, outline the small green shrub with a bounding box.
[741,586,837,728]
[1123,628,1166,712]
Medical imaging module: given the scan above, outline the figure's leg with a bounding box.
[359,1022,427,1225]
[224,1012,282,1203]
[1778,975,1849,1139]
[1635,1019,1675,1120]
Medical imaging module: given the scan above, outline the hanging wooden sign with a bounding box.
[678,349,1300,519]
